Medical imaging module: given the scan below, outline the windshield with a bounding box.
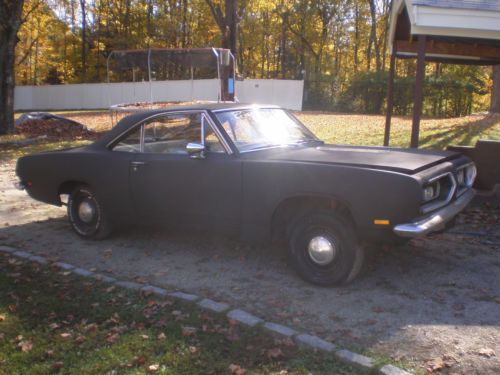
[215,108,319,152]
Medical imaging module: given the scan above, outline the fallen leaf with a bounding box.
[75,335,86,345]
[229,364,247,375]
[148,364,160,372]
[181,326,196,337]
[60,333,71,339]
[106,333,120,343]
[477,348,496,358]
[425,355,456,373]
[157,333,166,340]
[84,323,98,332]
[267,347,284,359]
[133,356,146,365]
[189,346,198,354]
[426,357,444,372]
[52,361,63,370]
[19,340,33,352]
[49,323,60,330]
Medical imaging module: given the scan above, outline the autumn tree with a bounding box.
[0,0,27,134]
[7,0,494,116]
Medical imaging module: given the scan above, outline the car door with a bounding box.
[127,111,242,234]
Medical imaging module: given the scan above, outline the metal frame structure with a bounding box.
[106,48,236,124]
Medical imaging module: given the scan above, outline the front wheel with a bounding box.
[67,185,112,240]
[287,210,364,286]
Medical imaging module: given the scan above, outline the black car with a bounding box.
[16,103,476,285]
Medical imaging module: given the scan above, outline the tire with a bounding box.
[67,185,112,240]
[287,210,364,286]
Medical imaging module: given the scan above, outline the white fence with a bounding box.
[14,79,304,111]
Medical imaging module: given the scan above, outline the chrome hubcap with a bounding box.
[78,200,95,223]
[307,236,336,265]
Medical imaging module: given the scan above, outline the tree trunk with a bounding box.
[491,65,500,113]
[353,1,359,72]
[225,0,237,54]
[280,9,288,78]
[205,0,238,54]
[368,0,381,71]
[79,0,86,82]
[0,1,25,135]
[146,0,153,42]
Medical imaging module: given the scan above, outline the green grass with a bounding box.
[0,254,361,374]
[296,112,500,149]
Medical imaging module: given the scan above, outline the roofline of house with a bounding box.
[389,0,500,55]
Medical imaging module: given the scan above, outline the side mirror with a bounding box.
[186,142,205,159]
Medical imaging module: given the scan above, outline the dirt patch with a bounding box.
[1,160,499,374]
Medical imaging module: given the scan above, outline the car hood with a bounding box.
[249,144,461,174]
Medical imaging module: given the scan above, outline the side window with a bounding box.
[112,126,142,152]
[204,122,225,153]
[111,113,226,154]
[143,113,226,154]
[143,113,201,154]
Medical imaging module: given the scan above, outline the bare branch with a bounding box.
[16,36,39,66]
[21,0,43,24]
[285,20,318,58]
[205,0,225,32]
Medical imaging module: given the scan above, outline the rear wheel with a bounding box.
[287,210,364,286]
[67,185,112,240]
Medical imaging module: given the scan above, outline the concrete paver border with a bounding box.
[0,245,413,374]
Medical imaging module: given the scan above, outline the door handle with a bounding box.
[131,161,146,171]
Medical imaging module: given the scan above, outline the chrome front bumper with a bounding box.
[393,189,475,238]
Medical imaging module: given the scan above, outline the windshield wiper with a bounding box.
[288,139,323,147]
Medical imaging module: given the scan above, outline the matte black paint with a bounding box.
[16,104,471,243]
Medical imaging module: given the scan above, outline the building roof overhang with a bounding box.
[388,0,500,65]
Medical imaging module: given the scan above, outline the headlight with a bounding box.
[421,172,456,213]
[465,164,477,187]
[423,181,440,202]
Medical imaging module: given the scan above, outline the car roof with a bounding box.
[93,103,280,148]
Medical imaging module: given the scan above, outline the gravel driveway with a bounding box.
[1,160,499,374]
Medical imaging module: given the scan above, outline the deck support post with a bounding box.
[384,42,397,147]
[411,35,426,148]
